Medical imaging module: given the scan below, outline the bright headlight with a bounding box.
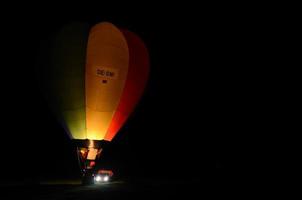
[103,176,109,182]
[95,175,102,182]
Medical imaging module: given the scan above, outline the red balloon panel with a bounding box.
[104,30,149,141]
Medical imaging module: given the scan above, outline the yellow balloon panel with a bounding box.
[42,23,90,140]
[85,22,129,140]
[62,109,87,139]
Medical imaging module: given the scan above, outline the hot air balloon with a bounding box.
[38,22,149,183]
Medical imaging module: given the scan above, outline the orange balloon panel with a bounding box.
[104,29,149,141]
[85,22,129,140]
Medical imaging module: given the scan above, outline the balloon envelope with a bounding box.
[40,22,149,142]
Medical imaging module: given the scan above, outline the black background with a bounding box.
[0,5,282,182]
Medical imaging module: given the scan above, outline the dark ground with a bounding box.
[0,179,202,199]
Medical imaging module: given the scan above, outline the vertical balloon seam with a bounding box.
[102,25,130,141]
[105,22,127,141]
[83,25,92,140]
[104,29,150,141]
[103,66,129,141]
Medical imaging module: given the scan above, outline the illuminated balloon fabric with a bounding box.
[43,22,149,142]
[85,23,129,140]
[40,23,89,139]
[104,29,149,141]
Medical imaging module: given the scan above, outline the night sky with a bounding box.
[0,6,274,182]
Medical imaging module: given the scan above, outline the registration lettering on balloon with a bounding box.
[96,68,118,79]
